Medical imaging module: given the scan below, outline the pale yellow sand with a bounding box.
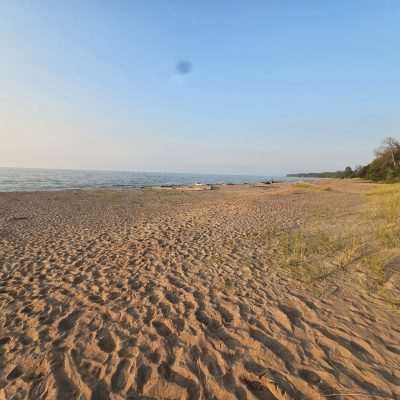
[0,181,399,399]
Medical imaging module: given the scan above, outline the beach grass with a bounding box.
[293,182,334,192]
[275,182,400,300]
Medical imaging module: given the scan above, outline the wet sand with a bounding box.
[0,181,399,399]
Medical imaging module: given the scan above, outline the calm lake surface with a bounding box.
[0,168,296,192]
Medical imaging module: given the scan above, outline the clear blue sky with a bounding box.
[1,1,400,175]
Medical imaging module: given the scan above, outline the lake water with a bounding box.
[0,168,295,192]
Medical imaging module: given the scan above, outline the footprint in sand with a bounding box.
[165,291,179,305]
[91,381,110,400]
[111,359,130,393]
[97,329,116,353]
[7,365,23,381]
[0,336,11,346]
[152,320,172,337]
[136,364,152,394]
[58,310,80,332]
[158,362,200,400]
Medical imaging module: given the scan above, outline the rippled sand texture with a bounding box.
[0,182,399,399]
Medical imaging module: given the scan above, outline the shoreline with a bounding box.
[0,180,289,194]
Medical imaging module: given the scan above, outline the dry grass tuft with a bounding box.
[293,182,334,193]
[293,182,314,189]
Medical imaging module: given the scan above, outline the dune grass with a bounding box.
[366,182,400,197]
[293,182,334,192]
[278,183,400,299]
[293,182,314,189]
[279,228,364,284]
[367,183,400,249]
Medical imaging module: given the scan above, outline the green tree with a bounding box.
[343,166,353,178]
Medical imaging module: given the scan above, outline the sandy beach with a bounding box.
[0,180,399,400]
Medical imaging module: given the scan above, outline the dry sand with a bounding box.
[0,181,399,399]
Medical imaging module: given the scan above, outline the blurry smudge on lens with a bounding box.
[176,60,192,75]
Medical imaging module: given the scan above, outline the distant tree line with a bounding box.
[287,137,400,182]
[287,171,346,178]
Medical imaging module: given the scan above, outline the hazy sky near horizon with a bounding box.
[1,1,400,175]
